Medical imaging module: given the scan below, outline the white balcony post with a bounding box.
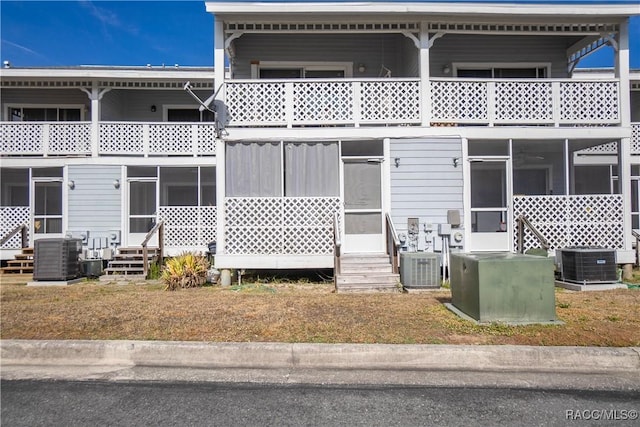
[419,22,431,127]
[552,81,561,127]
[353,81,361,127]
[142,124,150,157]
[285,82,294,128]
[42,123,49,157]
[214,17,226,106]
[616,20,632,258]
[192,124,198,157]
[487,81,496,127]
[216,138,226,256]
[90,84,100,157]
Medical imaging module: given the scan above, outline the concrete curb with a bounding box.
[2,340,639,374]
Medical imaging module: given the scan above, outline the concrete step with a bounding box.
[336,283,401,293]
[336,274,399,285]
[107,260,145,266]
[341,255,390,264]
[104,267,145,275]
[7,260,34,267]
[341,264,393,274]
[118,247,160,255]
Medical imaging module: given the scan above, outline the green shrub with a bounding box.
[161,252,210,291]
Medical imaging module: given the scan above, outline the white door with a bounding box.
[127,179,158,246]
[342,159,385,253]
[468,159,512,251]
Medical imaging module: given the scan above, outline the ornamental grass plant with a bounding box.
[161,252,210,291]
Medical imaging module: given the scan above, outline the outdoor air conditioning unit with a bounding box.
[400,252,441,289]
[33,238,82,281]
[558,247,617,284]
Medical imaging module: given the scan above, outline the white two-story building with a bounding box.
[1,1,638,287]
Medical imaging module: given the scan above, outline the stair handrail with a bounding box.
[141,220,164,277]
[1,223,28,248]
[516,214,550,253]
[632,229,640,266]
[385,213,401,274]
[333,212,342,282]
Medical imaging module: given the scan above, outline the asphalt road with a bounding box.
[2,380,640,427]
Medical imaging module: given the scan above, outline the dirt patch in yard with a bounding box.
[2,276,639,346]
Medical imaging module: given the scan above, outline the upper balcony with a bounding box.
[0,121,216,157]
[223,77,621,128]
[0,77,634,158]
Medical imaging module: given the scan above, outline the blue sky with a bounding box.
[1,0,638,69]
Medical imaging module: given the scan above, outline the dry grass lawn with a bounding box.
[2,275,639,346]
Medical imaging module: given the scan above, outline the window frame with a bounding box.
[251,61,354,79]
[5,104,86,121]
[452,62,551,79]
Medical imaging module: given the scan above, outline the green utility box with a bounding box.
[449,252,558,324]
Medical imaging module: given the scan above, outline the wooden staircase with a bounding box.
[335,253,401,293]
[0,247,34,275]
[101,247,160,280]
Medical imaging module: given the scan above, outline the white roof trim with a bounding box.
[0,68,215,80]
[206,2,639,17]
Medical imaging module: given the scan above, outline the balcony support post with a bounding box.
[616,20,633,277]
[81,83,110,157]
[419,22,431,127]
[214,17,226,111]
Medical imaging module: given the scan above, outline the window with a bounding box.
[226,141,339,197]
[284,142,339,196]
[8,106,82,121]
[455,65,548,79]
[160,167,215,206]
[253,62,353,79]
[166,108,214,122]
[1,168,29,206]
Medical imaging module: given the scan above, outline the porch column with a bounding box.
[615,20,633,275]
[214,17,227,261]
[419,21,431,127]
[216,138,226,257]
[81,82,110,158]
[214,17,226,105]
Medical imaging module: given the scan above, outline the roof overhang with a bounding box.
[0,67,216,89]
[205,2,639,18]
[0,67,215,81]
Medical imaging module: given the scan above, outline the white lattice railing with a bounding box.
[1,206,30,249]
[225,79,422,127]
[158,206,217,248]
[575,123,640,155]
[1,122,92,156]
[224,78,620,128]
[99,122,216,156]
[431,78,620,126]
[512,194,624,252]
[224,197,341,255]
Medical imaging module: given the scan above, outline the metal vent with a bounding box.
[400,252,441,289]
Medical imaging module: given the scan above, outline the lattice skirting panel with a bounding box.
[224,197,341,255]
[158,206,216,249]
[513,195,624,251]
[1,207,30,249]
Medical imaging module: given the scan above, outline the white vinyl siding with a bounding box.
[390,138,464,249]
[67,165,121,233]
